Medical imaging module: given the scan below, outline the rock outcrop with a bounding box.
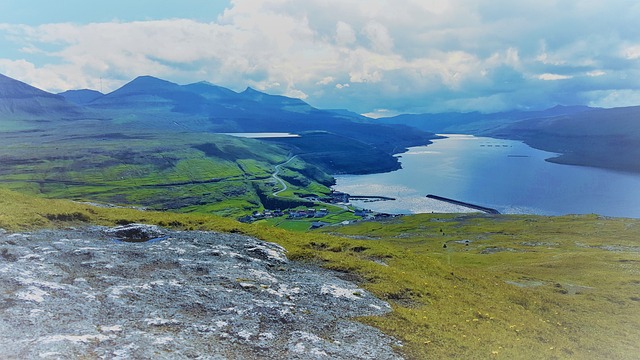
[0,226,402,359]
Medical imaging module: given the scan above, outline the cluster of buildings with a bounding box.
[238,208,329,223]
[326,191,350,203]
[237,190,397,225]
[288,208,329,219]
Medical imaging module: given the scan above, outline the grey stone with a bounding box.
[104,223,166,242]
[0,226,403,359]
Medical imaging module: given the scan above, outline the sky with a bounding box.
[1,0,639,116]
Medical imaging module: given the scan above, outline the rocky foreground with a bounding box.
[0,224,402,359]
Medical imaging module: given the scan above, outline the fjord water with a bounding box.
[334,135,640,218]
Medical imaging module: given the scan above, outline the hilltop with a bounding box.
[0,188,638,359]
[0,74,84,122]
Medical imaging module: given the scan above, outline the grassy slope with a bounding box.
[2,188,638,359]
[0,128,332,217]
[321,214,640,359]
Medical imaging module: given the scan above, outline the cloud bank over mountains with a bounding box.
[1,0,639,114]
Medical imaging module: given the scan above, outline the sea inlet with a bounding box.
[334,134,640,218]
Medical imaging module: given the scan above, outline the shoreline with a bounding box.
[333,134,640,218]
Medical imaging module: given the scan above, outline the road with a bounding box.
[272,155,298,197]
[270,155,351,212]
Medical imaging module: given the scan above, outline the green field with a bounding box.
[0,128,335,217]
[2,188,638,359]
[259,206,359,231]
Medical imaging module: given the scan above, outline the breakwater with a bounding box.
[350,195,396,201]
[426,194,500,214]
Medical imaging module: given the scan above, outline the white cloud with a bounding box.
[536,52,566,66]
[361,108,399,119]
[536,73,573,81]
[316,76,335,85]
[362,21,394,53]
[283,88,308,100]
[0,0,638,113]
[0,58,94,91]
[587,89,640,109]
[586,70,605,77]
[335,21,356,46]
[622,45,640,60]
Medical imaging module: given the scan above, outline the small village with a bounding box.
[238,191,396,227]
[238,207,379,224]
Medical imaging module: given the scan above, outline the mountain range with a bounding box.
[2,73,638,360]
[0,74,434,175]
[375,104,640,173]
[2,72,640,175]
[0,73,437,214]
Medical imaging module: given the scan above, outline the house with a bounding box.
[354,208,370,217]
[330,190,350,203]
[310,221,329,229]
[289,210,307,219]
[315,208,328,217]
[238,215,254,223]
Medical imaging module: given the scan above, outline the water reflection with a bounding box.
[334,135,640,218]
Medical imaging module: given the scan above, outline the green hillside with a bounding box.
[0,73,437,216]
[0,127,332,217]
[1,188,638,359]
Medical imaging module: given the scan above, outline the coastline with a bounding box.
[488,134,640,175]
[333,134,640,218]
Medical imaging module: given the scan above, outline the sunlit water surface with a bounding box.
[334,135,640,218]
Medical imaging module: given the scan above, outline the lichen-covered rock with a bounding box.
[103,223,166,242]
[0,226,402,359]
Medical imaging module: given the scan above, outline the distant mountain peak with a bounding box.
[58,89,104,105]
[0,73,59,98]
[101,76,183,99]
[0,73,81,117]
[183,81,239,101]
[195,80,218,86]
[133,75,164,81]
[185,80,234,91]
[242,86,263,94]
[127,75,179,87]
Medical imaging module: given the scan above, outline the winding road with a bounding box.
[270,155,352,214]
[272,155,298,197]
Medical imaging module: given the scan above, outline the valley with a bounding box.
[0,73,435,220]
[1,73,640,359]
[0,128,341,218]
